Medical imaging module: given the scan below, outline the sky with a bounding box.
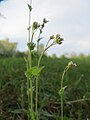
[0,0,90,56]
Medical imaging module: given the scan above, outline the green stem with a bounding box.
[35,49,44,120]
[38,49,45,68]
[25,57,30,119]
[35,39,52,119]
[31,30,35,43]
[28,0,32,43]
[27,78,30,120]
[61,95,63,120]
[37,32,41,54]
[37,39,52,67]
[60,66,69,120]
[61,70,65,120]
[30,78,33,111]
[27,0,33,119]
[61,69,66,90]
[35,76,39,120]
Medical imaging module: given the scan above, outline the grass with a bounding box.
[0,56,90,119]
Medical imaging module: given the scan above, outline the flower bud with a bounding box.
[43,18,48,24]
[32,22,40,30]
[50,35,55,40]
[55,34,64,45]
[68,61,77,68]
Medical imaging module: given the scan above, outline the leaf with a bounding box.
[43,18,49,23]
[83,92,90,99]
[37,37,43,42]
[26,66,44,78]
[27,4,32,11]
[8,109,22,114]
[40,110,54,117]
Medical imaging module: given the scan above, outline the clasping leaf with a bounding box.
[26,66,44,78]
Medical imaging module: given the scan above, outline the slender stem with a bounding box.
[35,39,51,119]
[61,70,66,120]
[30,78,33,111]
[25,57,30,119]
[38,39,51,67]
[35,76,39,120]
[44,42,54,52]
[60,66,69,120]
[37,32,41,54]
[38,49,45,68]
[27,0,33,119]
[31,29,35,43]
[28,0,32,68]
[27,78,30,119]
[61,95,63,120]
[61,69,66,89]
[28,0,32,43]
[26,52,30,119]
[35,49,45,120]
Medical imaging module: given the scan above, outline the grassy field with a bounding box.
[0,56,90,119]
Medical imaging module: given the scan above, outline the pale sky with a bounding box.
[0,0,90,56]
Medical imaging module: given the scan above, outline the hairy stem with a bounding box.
[27,0,33,119]
[35,39,51,119]
[60,66,69,120]
[61,70,66,120]
[37,32,41,54]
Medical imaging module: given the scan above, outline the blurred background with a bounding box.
[0,0,90,57]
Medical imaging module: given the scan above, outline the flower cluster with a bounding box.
[68,61,77,67]
[55,34,63,44]
[50,34,64,45]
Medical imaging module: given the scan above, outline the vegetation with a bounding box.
[0,39,17,57]
[0,56,90,119]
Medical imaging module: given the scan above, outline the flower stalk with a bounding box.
[59,61,77,120]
